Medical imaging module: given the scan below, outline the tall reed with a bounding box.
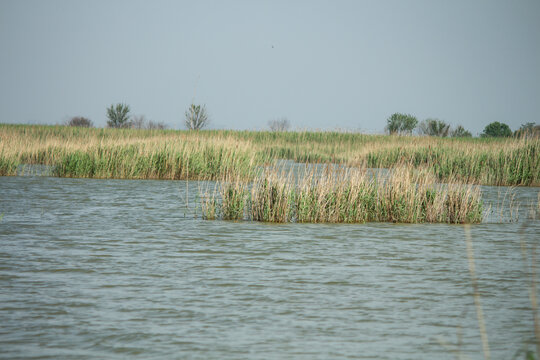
[1,124,538,186]
[201,165,484,224]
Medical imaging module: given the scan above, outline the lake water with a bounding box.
[0,175,539,359]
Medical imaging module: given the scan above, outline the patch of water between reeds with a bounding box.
[15,164,56,177]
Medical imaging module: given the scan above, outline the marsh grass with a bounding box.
[1,124,538,185]
[201,165,484,224]
[0,124,262,180]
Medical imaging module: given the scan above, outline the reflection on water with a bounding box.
[0,176,538,359]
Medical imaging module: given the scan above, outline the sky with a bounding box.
[1,0,539,135]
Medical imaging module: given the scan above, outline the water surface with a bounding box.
[0,176,539,359]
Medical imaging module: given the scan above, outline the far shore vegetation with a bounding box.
[1,123,538,187]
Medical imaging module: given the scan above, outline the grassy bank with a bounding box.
[1,124,538,185]
[200,166,484,224]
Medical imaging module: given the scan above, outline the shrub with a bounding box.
[130,115,168,130]
[481,121,512,138]
[147,120,167,130]
[418,118,450,137]
[451,125,472,137]
[106,103,131,128]
[514,122,539,138]
[66,116,93,128]
[130,115,146,129]
[268,117,290,132]
[386,113,417,135]
[185,104,209,130]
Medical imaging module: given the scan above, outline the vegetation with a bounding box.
[0,124,260,180]
[481,121,512,138]
[185,104,209,130]
[451,125,472,138]
[201,166,484,224]
[515,122,539,138]
[268,117,290,132]
[66,116,93,128]
[386,113,418,135]
[131,115,167,130]
[0,124,538,186]
[106,103,131,128]
[418,118,450,137]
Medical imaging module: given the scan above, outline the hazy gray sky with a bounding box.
[1,0,539,134]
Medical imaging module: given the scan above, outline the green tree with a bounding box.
[418,118,450,137]
[106,103,131,128]
[481,121,512,138]
[185,104,209,130]
[386,113,418,135]
[451,125,472,138]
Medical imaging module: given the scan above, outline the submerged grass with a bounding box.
[201,165,484,224]
[1,124,538,185]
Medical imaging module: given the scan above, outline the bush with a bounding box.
[268,117,290,132]
[418,118,450,137]
[185,104,209,130]
[66,116,93,128]
[514,122,539,138]
[386,113,417,135]
[451,125,472,138]
[106,103,131,128]
[481,121,512,137]
[130,115,168,130]
[147,120,167,130]
[130,115,146,129]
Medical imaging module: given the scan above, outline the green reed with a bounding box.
[201,166,484,224]
[1,124,538,185]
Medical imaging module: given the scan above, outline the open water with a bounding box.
[0,175,539,359]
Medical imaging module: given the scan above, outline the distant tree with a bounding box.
[185,104,209,130]
[107,103,131,128]
[481,121,512,138]
[451,125,472,138]
[418,118,450,137]
[386,113,417,135]
[514,122,539,138]
[66,116,93,128]
[147,120,167,130]
[130,115,146,129]
[268,117,290,132]
[128,115,167,130]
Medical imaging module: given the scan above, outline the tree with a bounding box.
[418,118,450,137]
[185,104,209,130]
[514,122,539,138]
[107,103,131,128]
[130,115,147,129]
[386,113,417,135]
[66,116,93,128]
[481,121,512,138]
[451,125,472,138]
[147,120,167,130]
[268,117,290,132]
[130,115,168,130]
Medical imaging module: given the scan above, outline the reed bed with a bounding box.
[1,124,538,185]
[201,166,484,224]
[0,124,262,180]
